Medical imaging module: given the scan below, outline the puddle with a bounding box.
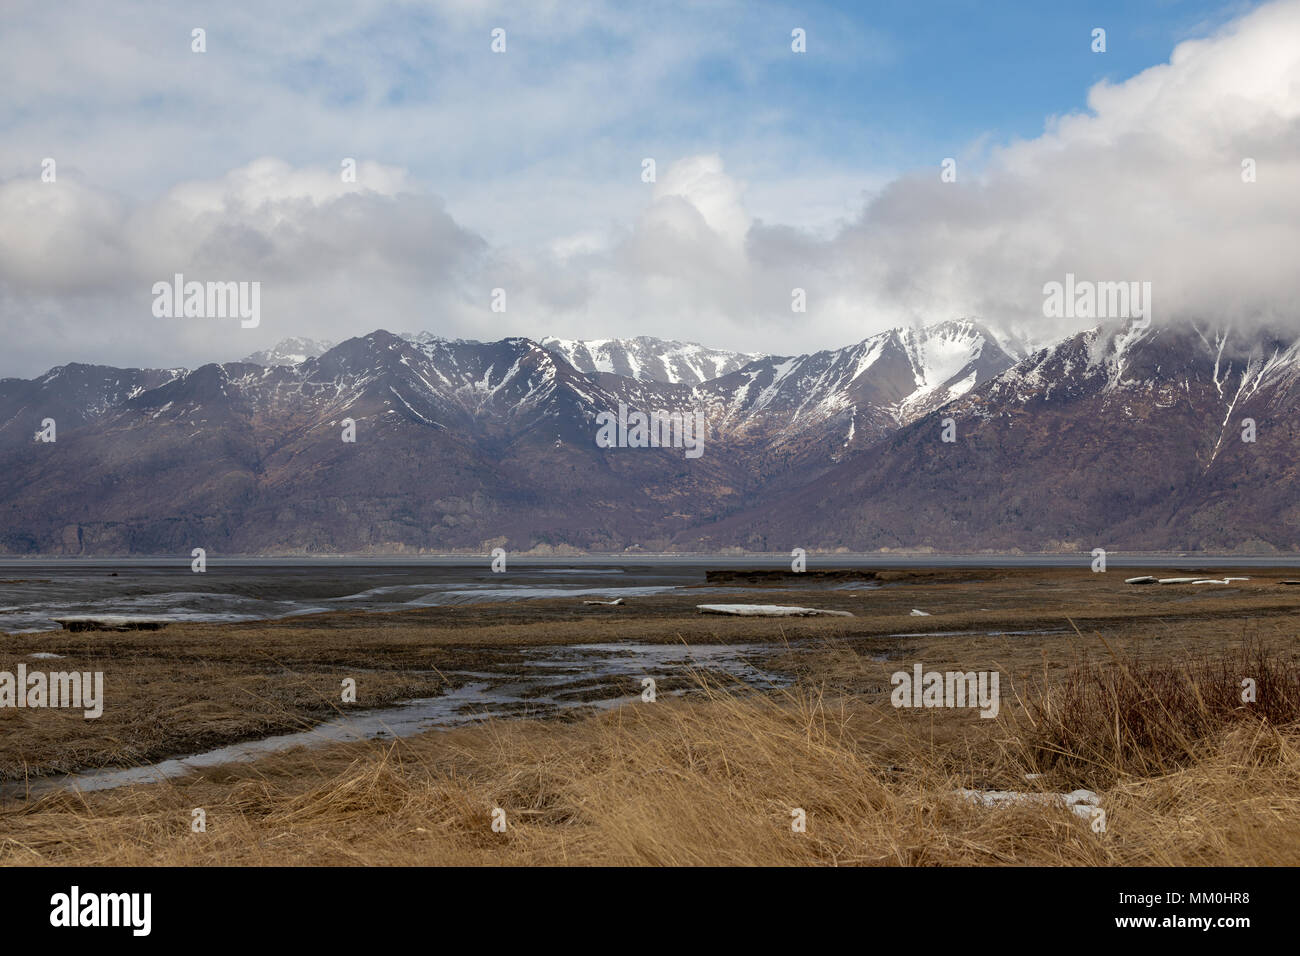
[6,641,786,798]
[7,628,1061,799]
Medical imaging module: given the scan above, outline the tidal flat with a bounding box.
[2,566,1299,865]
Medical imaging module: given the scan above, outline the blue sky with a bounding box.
[801,1,1257,158]
[1,1,1260,232]
[0,0,1296,374]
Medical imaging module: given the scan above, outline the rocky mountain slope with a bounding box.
[4,319,1291,554]
[677,322,1300,553]
[539,335,762,385]
[242,337,334,367]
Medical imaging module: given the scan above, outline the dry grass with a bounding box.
[8,565,1300,780]
[1016,633,1300,786]
[6,569,1300,865]
[4,646,1300,866]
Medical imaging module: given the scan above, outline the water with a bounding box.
[4,555,1292,796]
[6,640,789,797]
[5,553,1296,567]
[4,554,1294,634]
[0,564,701,634]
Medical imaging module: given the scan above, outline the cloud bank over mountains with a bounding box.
[1,0,1297,375]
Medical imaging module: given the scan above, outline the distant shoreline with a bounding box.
[4,552,1300,567]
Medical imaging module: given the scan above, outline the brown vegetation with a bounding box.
[3,568,1300,865]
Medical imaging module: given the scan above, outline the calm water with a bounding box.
[2,553,1298,634]
[11,640,794,797]
[0,563,704,634]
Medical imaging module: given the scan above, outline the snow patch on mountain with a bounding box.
[899,319,991,388]
[540,335,763,385]
[242,337,334,367]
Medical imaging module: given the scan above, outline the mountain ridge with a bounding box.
[5,319,1296,554]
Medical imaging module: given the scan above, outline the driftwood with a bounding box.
[52,615,167,632]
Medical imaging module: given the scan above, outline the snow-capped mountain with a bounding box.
[6,319,1300,554]
[680,320,1300,553]
[0,364,183,449]
[684,318,1015,460]
[539,335,762,385]
[894,319,1018,419]
[242,337,334,367]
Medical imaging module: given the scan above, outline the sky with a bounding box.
[1,0,1297,375]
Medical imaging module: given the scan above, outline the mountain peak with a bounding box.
[539,335,763,384]
[242,337,334,367]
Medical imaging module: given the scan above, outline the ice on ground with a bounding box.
[696,604,854,617]
[954,787,1105,831]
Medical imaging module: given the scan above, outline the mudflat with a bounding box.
[2,566,1298,865]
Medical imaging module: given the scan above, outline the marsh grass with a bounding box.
[4,637,1300,866]
[1015,631,1300,786]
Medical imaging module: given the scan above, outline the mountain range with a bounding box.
[2,318,1296,555]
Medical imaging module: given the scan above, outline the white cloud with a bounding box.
[651,155,752,246]
[1,1,1298,373]
[825,0,1300,344]
[558,0,1300,353]
[0,158,488,371]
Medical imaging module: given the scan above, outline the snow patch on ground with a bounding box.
[696,604,855,617]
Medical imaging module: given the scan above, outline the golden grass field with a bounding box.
[2,567,1299,865]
